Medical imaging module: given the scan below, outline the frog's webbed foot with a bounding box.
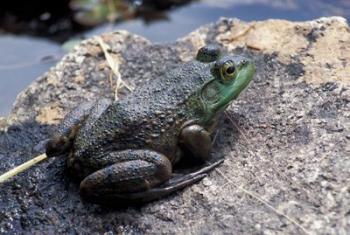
[103,173,207,205]
[46,98,111,157]
[164,158,223,187]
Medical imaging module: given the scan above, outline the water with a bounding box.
[0,0,349,116]
[0,36,62,116]
[88,0,349,42]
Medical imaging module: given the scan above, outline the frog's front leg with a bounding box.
[79,149,218,204]
[179,124,212,162]
[46,98,111,157]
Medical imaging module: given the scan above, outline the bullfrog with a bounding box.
[46,45,255,204]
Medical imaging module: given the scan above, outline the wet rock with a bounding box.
[0,17,349,234]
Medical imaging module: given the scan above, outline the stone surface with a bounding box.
[0,17,349,234]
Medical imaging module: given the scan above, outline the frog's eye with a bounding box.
[220,61,236,82]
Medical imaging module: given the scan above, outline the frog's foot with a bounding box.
[131,159,225,202]
[164,158,224,187]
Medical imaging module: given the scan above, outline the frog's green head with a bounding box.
[196,45,255,124]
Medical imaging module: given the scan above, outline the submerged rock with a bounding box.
[0,17,349,234]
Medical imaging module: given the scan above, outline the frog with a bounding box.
[45,45,255,204]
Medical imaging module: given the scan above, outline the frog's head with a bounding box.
[196,45,255,124]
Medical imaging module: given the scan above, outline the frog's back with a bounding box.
[73,60,213,161]
[131,60,212,108]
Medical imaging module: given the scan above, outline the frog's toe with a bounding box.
[119,173,207,203]
[165,158,224,186]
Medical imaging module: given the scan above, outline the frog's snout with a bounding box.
[241,59,249,66]
[241,58,255,74]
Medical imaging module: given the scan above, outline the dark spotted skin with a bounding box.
[46,45,255,204]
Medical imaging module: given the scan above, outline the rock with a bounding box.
[0,17,349,234]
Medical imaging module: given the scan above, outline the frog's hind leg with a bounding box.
[79,150,223,205]
[46,98,111,157]
[121,158,224,203]
[79,149,172,204]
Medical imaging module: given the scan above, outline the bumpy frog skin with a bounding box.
[46,45,255,204]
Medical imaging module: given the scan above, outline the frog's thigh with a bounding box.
[80,150,172,199]
[57,98,111,136]
[179,124,212,161]
[46,98,111,157]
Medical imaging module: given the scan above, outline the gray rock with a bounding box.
[0,17,349,234]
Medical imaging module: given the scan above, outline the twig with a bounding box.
[96,36,134,100]
[229,24,255,42]
[0,153,47,184]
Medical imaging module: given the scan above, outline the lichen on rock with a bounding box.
[0,17,349,234]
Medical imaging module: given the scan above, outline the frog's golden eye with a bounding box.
[220,61,236,82]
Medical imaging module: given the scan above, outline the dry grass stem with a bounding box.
[0,153,47,184]
[96,36,134,100]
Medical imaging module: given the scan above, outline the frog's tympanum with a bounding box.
[46,45,255,204]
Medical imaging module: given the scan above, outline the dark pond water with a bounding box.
[0,0,349,116]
